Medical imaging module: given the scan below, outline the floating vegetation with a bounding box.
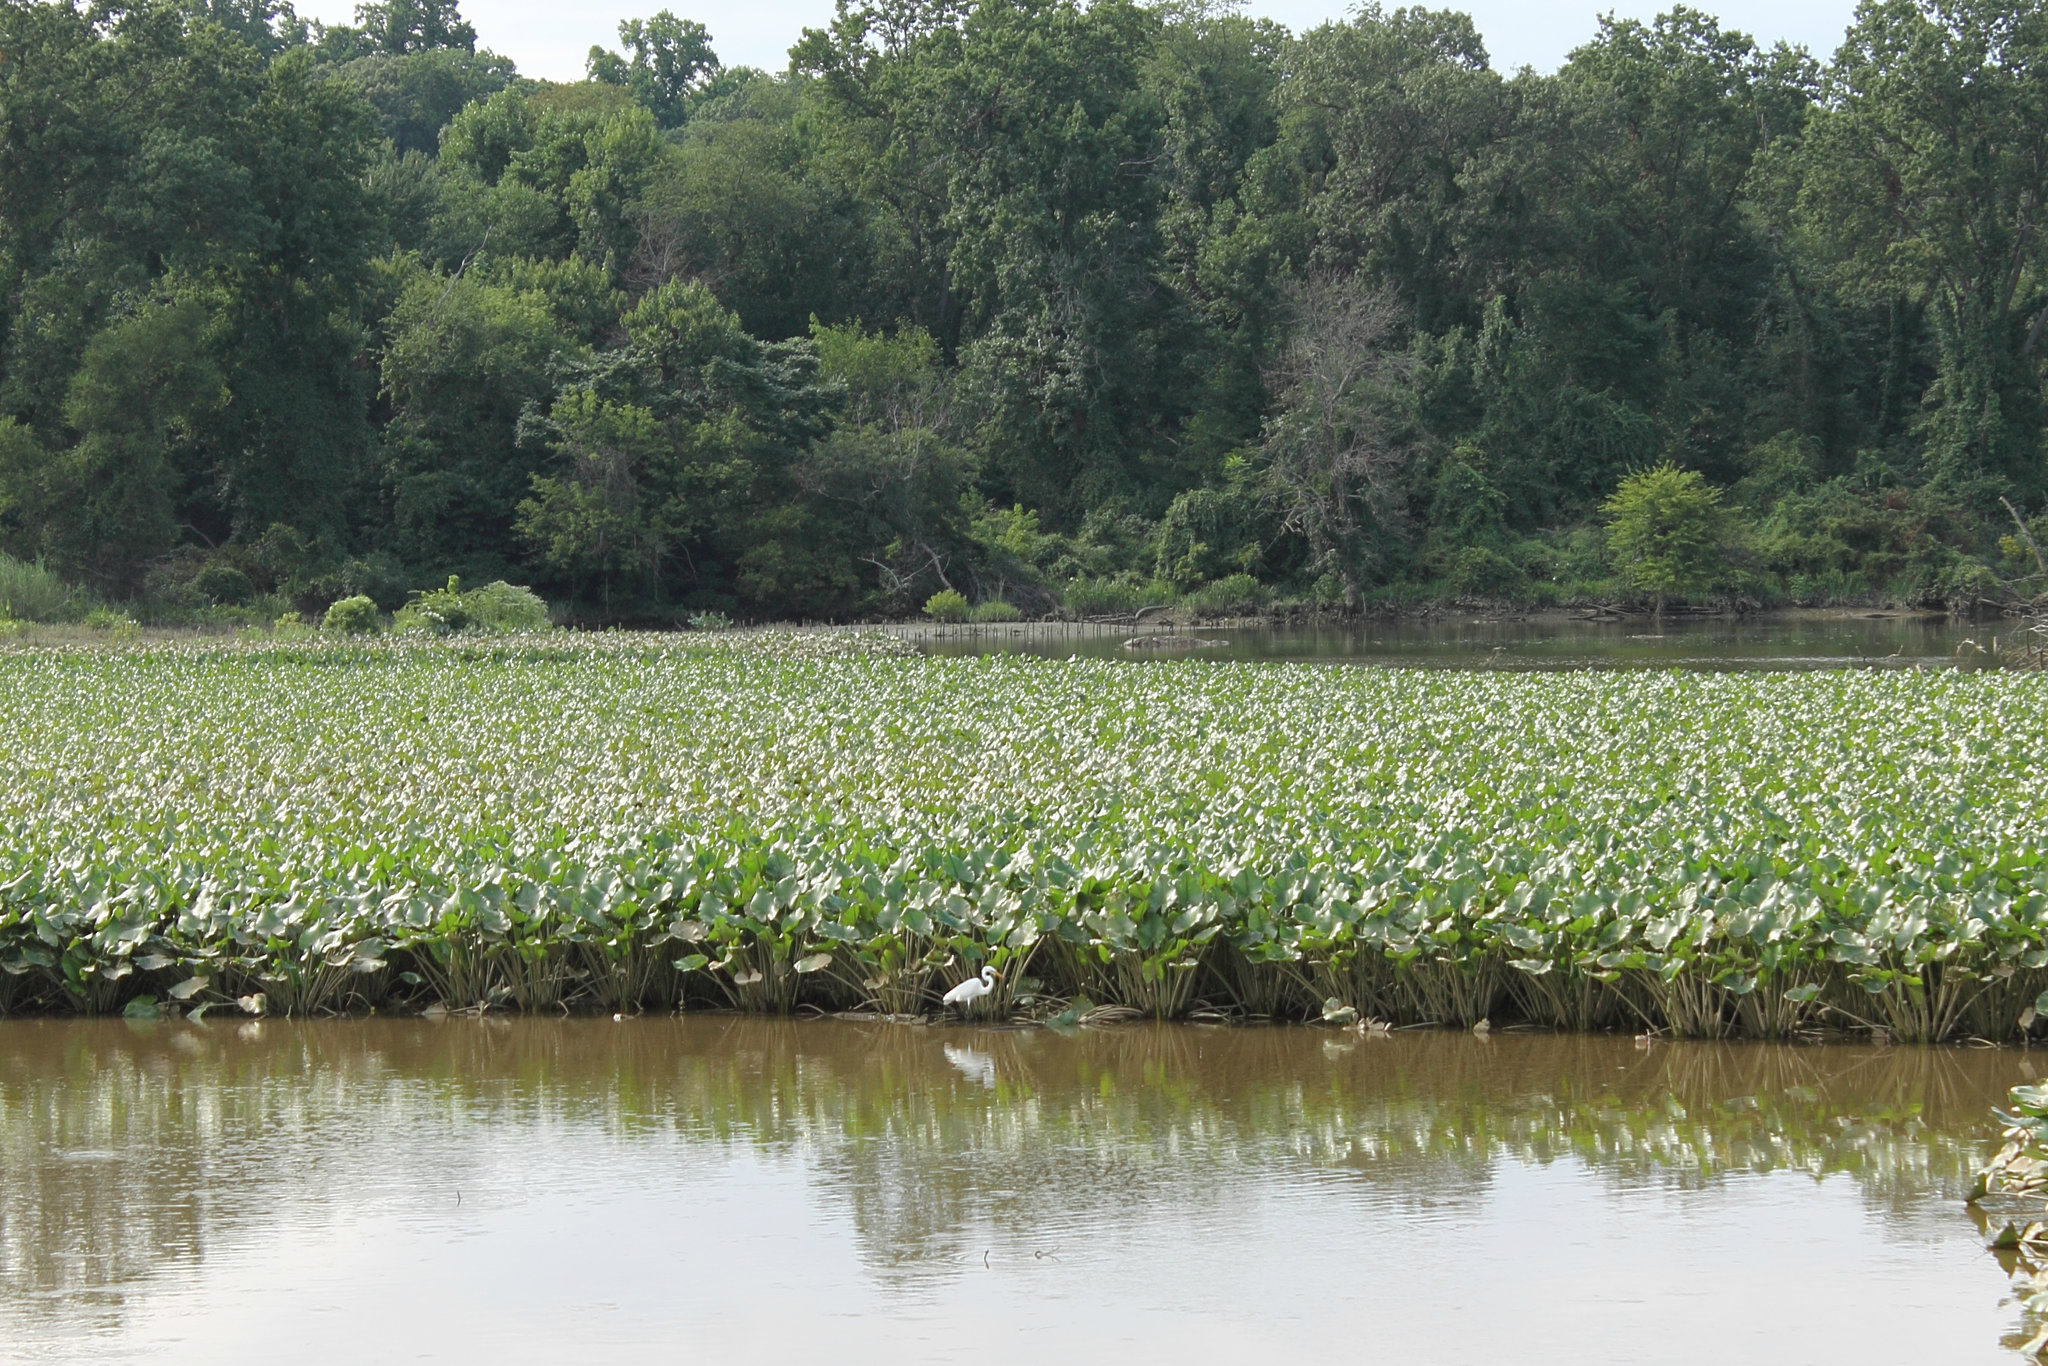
[0,636,2044,1032]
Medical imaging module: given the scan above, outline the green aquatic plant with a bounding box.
[0,636,2043,1028]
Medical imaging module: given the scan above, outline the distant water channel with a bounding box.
[907,611,2002,670]
[0,1019,2035,1363]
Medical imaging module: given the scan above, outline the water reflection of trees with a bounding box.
[0,1019,2021,1324]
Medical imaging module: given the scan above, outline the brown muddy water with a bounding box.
[0,1018,2036,1364]
[906,612,1998,670]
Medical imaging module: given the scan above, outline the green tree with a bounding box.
[631,75,863,338]
[1601,462,1728,614]
[378,269,569,572]
[516,388,669,613]
[587,11,720,129]
[48,298,225,591]
[335,48,514,156]
[437,87,666,271]
[353,0,476,55]
[1280,4,1503,332]
[796,320,971,608]
[797,0,1190,515]
[1795,0,2048,490]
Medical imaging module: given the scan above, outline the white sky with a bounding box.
[293,1,1865,82]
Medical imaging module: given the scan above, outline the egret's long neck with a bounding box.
[982,967,997,987]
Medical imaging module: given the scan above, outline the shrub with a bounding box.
[687,610,734,631]
[970,599,1022,623]
[1446,546,1526,598]
[1155,486,1267,586]
[306,552,410,612]
[394,577,553,635]
[923,589,970,622]
[462,580,553,632]
[82,606,138,638]
[1184,573,1270,614]
[322,595,382,634]
[190,561,256,606]
[1933,560,2001,611]
[1060,575,1177,616]
[0,553,90,622]
[1601,464,1728,610]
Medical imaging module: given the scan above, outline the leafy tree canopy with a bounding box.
[0,0,2043,620]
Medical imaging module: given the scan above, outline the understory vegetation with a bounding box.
[4,1,2048,623]
[2,637,2043,1038]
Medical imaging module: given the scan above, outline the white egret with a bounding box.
[942,966,1000,1011]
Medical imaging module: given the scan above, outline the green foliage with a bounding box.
[0,553,91,623]
[515,388,668,612]
[1795,0,2048,487]
[1935,560,2002,610]
[322,595,384,634]
[0,642,2041,1032]
[190,561,256,607]
[1061,575,1177,616]
[80,606,137,636]
[1446,545,1525,598]
[586,11,720,129]
[0,0,2040,619]
[1155,483,1268,587]
[1183,572,1270,614]
[923,589,969,622]
[379,269,566,570]
[337,48,514,155]
[969,599,1021,623]
[1601,464,1729,606]
[393,576,552,633]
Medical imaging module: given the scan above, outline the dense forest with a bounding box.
[3,0,2048,624]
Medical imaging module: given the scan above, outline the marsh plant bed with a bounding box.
[1,635,2044,1039]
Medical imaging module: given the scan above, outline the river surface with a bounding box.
[0,1018,2036,1364]
[907,612,2009,669]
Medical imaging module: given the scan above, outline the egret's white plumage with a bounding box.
[943,966,999,1008]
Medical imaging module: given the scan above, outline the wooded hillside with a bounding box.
[3,0,2045,622]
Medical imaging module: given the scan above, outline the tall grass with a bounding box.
[1059,575,1178,616]
[0,553,91,622]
